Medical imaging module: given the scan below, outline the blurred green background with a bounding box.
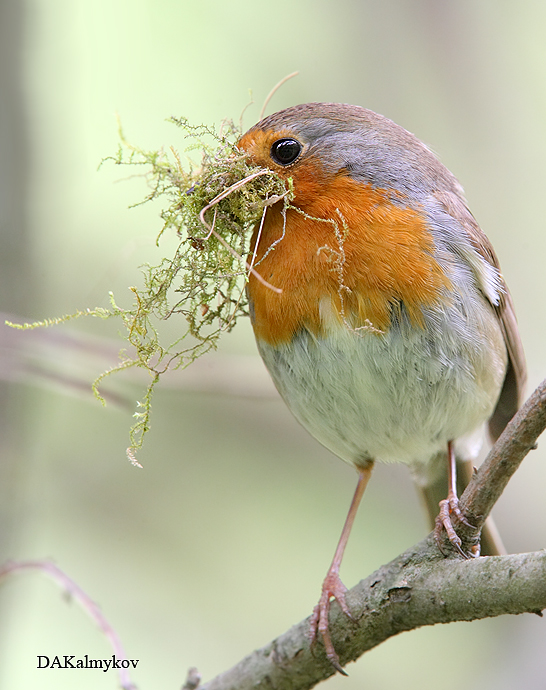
[1,1,546,688]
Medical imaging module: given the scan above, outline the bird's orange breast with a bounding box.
[247,173,451,346]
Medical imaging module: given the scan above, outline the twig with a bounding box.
[182,667,202,689]
[260,72,300,120]
[460,377,546,531]
[198,171,283,294]
[0,560,138,690]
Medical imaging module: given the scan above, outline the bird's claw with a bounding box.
[309,571,352,675]
[434,495,476,559]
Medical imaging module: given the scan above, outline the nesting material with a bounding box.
[9,117,292,461]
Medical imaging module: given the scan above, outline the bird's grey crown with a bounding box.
[252,102,464,199]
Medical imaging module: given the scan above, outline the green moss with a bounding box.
[7,117,292,463]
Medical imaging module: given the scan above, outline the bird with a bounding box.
[236,102,526,673]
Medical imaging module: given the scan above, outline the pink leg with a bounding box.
[434,440,474,558]
[310,463,373,674]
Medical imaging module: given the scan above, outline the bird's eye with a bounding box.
[270,138,302,166]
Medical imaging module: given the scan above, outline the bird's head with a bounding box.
[237,102,461,207]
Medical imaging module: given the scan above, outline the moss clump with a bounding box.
[8,117,292,462]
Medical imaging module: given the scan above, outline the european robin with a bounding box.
[237,103,526,673]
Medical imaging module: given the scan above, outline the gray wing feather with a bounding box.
[434,190,527,441]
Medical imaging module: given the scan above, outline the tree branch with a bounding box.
[201,547,545,690]
[199,377,546,690]
[460,377,546,532]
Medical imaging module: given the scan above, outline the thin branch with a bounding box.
[460,377,546,531]
[0,560,138,690]
[183,667,203,690]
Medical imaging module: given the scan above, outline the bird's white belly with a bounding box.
[256,299,506,469]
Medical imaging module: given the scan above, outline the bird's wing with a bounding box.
[433,190,527,441]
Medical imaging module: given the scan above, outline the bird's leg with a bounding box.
[310,462,373,675]
[434,440,475,558]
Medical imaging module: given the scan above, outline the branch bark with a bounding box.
[199,378,546,690]
[201,547,545,690]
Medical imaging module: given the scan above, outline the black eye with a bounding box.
[270,138,302,166]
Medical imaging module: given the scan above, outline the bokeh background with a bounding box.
[1,1,546,688]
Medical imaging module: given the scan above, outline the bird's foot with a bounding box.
[434,494,476,558]
[309,570,353,675]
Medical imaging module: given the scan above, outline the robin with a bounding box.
[237,103,526,673]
